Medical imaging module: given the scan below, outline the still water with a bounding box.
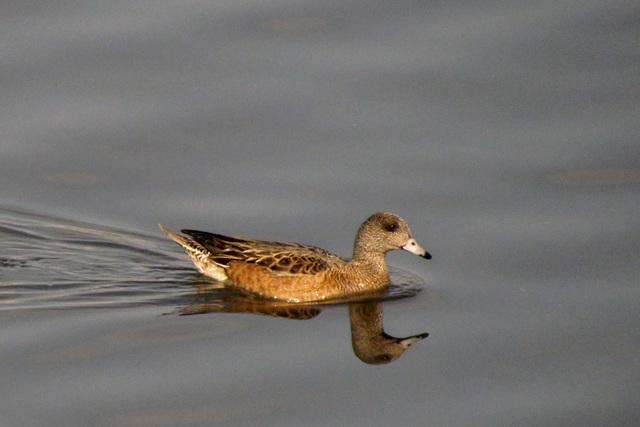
[1,0,639,426]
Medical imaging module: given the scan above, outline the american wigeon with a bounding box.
[159,212,430,302]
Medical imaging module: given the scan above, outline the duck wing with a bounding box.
[180,230,345,275]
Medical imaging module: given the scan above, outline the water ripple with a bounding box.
[0,207,190,310]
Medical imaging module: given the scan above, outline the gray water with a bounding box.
[1,1,639,426]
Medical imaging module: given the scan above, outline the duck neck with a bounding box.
[350,247,388,274]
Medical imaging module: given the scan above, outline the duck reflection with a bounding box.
[176,280,427,365]
[349,302,427,364]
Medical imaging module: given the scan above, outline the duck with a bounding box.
[159,212,430,302]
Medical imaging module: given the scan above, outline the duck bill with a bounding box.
[402,238,432,259]
[398,332,429,348]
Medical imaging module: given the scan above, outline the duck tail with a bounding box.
[158,224,193,249]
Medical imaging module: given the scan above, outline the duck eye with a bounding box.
[385,223,398,232]
[376,354,392,363]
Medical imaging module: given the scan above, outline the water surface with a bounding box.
[1,0,639,426]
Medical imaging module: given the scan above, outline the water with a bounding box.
[1,0,639,425]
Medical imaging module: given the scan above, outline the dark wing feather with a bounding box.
[180,230,344,275]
